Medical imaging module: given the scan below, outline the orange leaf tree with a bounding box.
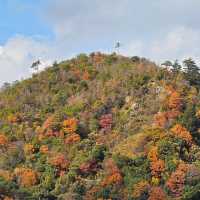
[168,91,182,111]
[101,159,122,187]
[63,118,78,134]
[49,153,69,174]
[148,146,165,178]
[166,163,189,197]
[65,133,80,144]
[148,187,167,200]
[0,134,8,147]
[14,167,38,187]
[170,124,193,145]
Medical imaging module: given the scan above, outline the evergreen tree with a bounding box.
[183,58,200,87]
[162,60,182,75]
[172,60,182,74]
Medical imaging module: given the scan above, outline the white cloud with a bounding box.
[122,27,200,64]
[1,0,200,86]
[121,41,144,57]
[151,27,200,61]
[0,35,53,85]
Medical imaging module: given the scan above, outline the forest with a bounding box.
[0,52,200,200]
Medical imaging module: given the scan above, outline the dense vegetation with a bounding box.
[0,53,200,200]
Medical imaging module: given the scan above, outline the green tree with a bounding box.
[183,58,200,87]
[162,60,182,74]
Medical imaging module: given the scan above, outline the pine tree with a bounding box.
[183,58,200,87]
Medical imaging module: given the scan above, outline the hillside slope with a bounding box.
[0,53,200,200]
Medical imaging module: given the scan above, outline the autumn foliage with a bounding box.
[14,167,38,187]
[101,159,122,186]
[79,160,100,175]
[196,109,200,118]
[3,197,14,200]
[99,114,112,132]
[148,146,165,178]
[148,187,167,200]
[154,111,180,128]
[42,115,54,132]
[1,54,200,199]
[171,124,193,145]
[49,153,69,171]
[166,163,189,197]
[0,134,8,147]
[39,145,49,154]
[168,91,182,111]
[24,143,35,155]
[132,180,150,198]
[7,113,22,123]
[65,133,80,144]
[0,169,13,181]
[82,71,90,80]
[63,118,78,134]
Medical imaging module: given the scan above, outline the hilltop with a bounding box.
[0,53,200,200]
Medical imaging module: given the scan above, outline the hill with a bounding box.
[0,53,200,200]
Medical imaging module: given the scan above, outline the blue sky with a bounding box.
[0,0,51,43]
[0,0,200,85]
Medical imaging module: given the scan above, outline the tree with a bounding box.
[148,187,167,200]
[0,134,8,147]
[132,180,149,199]
[63,118,78,134]
[99,114,112,132]
[24,144,35,155]
[183,58,200,87]
[172,60,182,73]
[39,145,49,154]
[79,160,100,175]
[148,147,165,178]
[49,153,69,172]
[162,60,181,74]
[30,60,41,71]
[101,159,122,187]
[166,163,188,198]
[14,168,38,187]
[170,124,193,146]
[168,91,182,111]
[65,133,80,144]
[162,60,173,67]
[179,104,199,134]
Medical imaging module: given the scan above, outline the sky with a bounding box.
[0,0,200,85]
